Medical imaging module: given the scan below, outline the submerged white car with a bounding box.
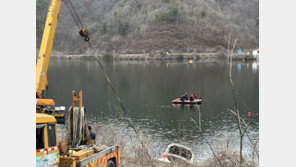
[158,143,195,164]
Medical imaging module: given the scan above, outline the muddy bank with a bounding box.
[51,52,257,61]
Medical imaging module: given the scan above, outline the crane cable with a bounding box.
[64,0,89,41]
[64,0,83,28]
[86,41,151,159]
[63,0,151,158]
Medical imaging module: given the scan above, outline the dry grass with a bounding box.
[201,150,258,167]
[89,121,258,167]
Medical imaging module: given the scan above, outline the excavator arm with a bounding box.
[36,0,61,98]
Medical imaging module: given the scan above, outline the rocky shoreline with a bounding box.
[50,52,257,61]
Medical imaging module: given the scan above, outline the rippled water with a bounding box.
[48,59,259,162]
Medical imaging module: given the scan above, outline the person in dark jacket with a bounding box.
[88,126,96,145]
[180,93,188,101]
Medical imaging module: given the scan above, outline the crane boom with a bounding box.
[36,1,121,166]
[36,0,61,98]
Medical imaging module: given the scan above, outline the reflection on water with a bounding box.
[47,59,259,162]
[237,63,241,72]
[252,61,259,71]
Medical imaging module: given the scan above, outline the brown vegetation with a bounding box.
[36,0,259,54]
[87,120,258,167]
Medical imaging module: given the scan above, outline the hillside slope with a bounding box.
[36,0,259,54]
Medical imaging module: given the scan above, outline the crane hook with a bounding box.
[79,28,89,41]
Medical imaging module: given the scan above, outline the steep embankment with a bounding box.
[36,0,259,55]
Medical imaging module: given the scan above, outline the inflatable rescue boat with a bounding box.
[172,98,202,104]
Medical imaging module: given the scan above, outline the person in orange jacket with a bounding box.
[190,94,197,101]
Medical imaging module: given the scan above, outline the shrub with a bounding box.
[117,20,129,36]
[155,4,179,23]
[101,23,107,34]
[176,54,184,61]
[159,51,167,57]
[201,11,206,18]
[136,1,142,9]
[103,52,112,61]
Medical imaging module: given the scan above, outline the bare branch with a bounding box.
[227,33,231,56]
[228,35,245,166]
[191,118,224,167]
[241,114,259,138]
[227,109,259,158]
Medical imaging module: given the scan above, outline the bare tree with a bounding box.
[37,0,259,54]
[227,35,259,166]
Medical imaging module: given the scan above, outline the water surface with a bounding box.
[48,59,259,161]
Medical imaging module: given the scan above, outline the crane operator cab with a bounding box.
[36,113,60,166]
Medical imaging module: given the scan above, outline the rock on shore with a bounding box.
[51,52,257,61]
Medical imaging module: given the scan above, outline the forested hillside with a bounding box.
[36,0,259,54]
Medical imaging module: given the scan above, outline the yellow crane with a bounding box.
[35,0,65,122]
[36,0,61,99]
[36,0,120,166]
[36,0,88,98]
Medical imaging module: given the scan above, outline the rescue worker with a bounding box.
[88,126,96,145]
[184,93,188,99]
[190,94,197,101]
[180,93,188,101]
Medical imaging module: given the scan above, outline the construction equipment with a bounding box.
[58,90,120,167]
[36,108,120,167]
[36,98,66,123]
[66,90,90,148]
[36,0,120,166]
[35,0,65,121]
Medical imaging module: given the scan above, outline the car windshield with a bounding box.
[168,145,192,160]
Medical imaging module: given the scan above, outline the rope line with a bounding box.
[66,0,84,27]
[63,0,152,158]
[64,0,83,28]
[86,41,151,158]
[64,0,82,28]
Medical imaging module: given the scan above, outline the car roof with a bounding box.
[164,143,195,163]
[166,143,192,152]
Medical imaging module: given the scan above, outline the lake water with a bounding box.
[48,59,259,162]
